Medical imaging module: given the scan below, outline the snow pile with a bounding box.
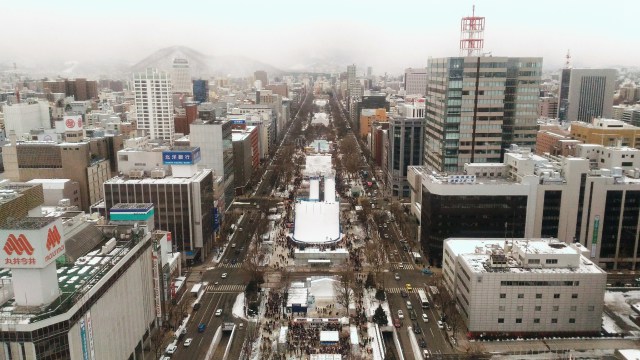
[602,313,622,334]
[232,292,247,320]
[604,290,640,332]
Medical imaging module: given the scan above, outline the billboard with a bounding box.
[64,115,83,131]
[0,218,65,269]
[162,147,201,165]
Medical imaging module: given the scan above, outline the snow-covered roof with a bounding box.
[304,154,333,176]
[278,326,288,344]
[287,287,308,307]
[292,201,340,244]
[309,277,338,300]
[310,355,341,360]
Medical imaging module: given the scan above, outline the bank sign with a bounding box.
[162,147,201,165]
[0,218,66,269]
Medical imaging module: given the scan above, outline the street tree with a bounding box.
[242,242,265,283]
[334,271,355,315]
[372,304,388,326]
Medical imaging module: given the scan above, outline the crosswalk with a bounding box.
[217,263,243,269]
[390,263,418,270]
[206,284,245,292]
[386,287,425,294]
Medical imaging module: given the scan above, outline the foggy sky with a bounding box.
[2,0,637,74]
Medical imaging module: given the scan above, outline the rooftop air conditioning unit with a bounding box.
[150,168,166,179]
[129,169,144,178]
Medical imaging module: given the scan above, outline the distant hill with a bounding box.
[130,46,283,78]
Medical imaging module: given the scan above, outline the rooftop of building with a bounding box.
[446,238,605,275]
[1,216,57,230]
[572,118,639,130]
[110,203,154,211]
[104,168,211,184]
[0,223,149,325]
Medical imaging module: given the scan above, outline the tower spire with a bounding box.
[460,5,485,56]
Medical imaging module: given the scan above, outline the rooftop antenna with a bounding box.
[565,50,572,69]
[460,5,485,56]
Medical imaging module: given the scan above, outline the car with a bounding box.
[394,318,401,328]
[165,344,177,354]
[437,320,444,329]
[198,323,206,332]
[231,258,237,265]
[384,234,390,239]
[398,263,404,269]
[422,313,429,322]
[383,223,388,228]
[400,290,408,298]
[422,268,434,275]
[238,227,244,231]
[419,338,427,348]
[423,349,431,359]
[221,273,228,278]
[183,338,193,347]
[405,283,412,292]
[231,243,236,248]
[214,281,219,286]
[394,273,400,280]
[397,310,404,319]
[446,323,452,331]
[406,301,413,310]
[215,309,223,316]
[193,302,201,311]
[413,324,422,334]
[409,310,417,320]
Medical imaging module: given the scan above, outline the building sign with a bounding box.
[152,253,162,318]
[64,115,83,131]
[86,311,96,360]
[0,218,66,269]
[80,318,89,360]
[162,147,201,165]
[591,215,600,258]
[213,207,220,231]
[447,175,476,184]
[231,119,246,125]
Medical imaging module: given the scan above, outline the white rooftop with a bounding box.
[319,331,339,342]
[292,201,340,244]
[304,154,333,177]
[26,179,71,189]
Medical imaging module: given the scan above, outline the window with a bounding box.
[546,259,558,264]
[500,293,506,299]
[517,293,524,299]
[570,306,577,311]
[588,306,595,311]
[535,306,542,311]
[498,318,504,323]
[553,306,559,311]
[534,318,540,323]
[517,306,523,311]
[551,318,558,324]
[571,294,578,299]
[554,293,560,299]
[515,318,522,323]
[536,293,542,299]
[569,318,576,323]
[528,259,540,264]
[499,306,505,311]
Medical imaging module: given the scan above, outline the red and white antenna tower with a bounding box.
[460,5,485,56]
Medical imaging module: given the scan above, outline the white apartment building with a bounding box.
[133,68,175,143]
[443,238,606,337]
[171,58,192,94]
[409,144,640,269]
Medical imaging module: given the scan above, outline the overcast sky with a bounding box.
[2,0,637,74]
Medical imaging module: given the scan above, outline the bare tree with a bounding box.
[333,271,355,315]
[147,325,168,360]
[242,242,265,283]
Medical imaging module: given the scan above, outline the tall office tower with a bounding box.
[424,56,542,173]
[254,70,268,88]
[404,67,428,96]
[387,116,424,199]
[367,66,373,77]
[133,68,175,143]
[347,64,359,98]
[193,79,209,103]
[557,69,616,122]
[171,58,192,94]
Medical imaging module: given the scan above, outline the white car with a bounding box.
[437,320,444,329]
[215,308,223,316]
[183,338,193,347]
[394,273,400,280]
[397,309,404,319]
[422,313,429,322]
[165,344,177,354]
[221,273,228,279]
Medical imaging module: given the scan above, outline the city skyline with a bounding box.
[2,0,638,75]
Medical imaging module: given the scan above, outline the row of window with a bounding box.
[498,304,594,311]
[498,318,576,324]
[500,279,579,286]
[499,292,579,299]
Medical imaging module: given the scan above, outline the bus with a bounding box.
[190,283,204,298]
[418,289,430,309]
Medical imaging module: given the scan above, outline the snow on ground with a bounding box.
[602,313,623,334]
[232,293,248,321]
[604,290,640,332]
[491,349,613,360]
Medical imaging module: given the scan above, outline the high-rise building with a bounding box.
[347,64,360,98]
[171,58,192,94]
[404,68,428,96]
[386,116,424,199]
[557,68,616,122]
[538,96,559,119]
[133,68,175,143]
[192,79,209,103]
[254,70,268,88]
[424,56,542,173]
[2,99,51,137]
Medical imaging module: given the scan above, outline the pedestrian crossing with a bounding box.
[385,287,424,294]
[217,263,243,269]
[390,263,418,270]
[206,284,245,292]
